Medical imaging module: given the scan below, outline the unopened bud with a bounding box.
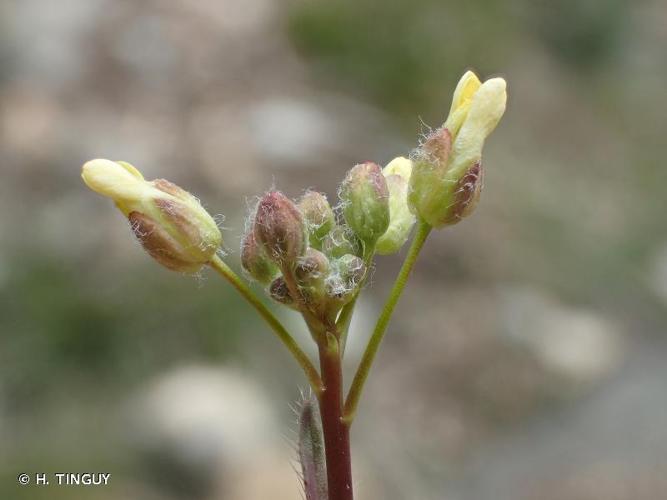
[376,158,416,255]
[81,159,222,272]
[321,225,361,259]
[268,276,298,309]
[336,254,366,286]
[241,226,278,284]
[298,191,335,249]
[325,254,366,306]
[339,162,390,246]
[254,191,307,267]
[295,248,330,282]
[295,248,330,308]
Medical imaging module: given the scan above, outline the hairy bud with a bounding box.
[81,159,222,272]
[336,254,366,286]
[298,191,335,249]
[268,276,297,309]
[254,191,307,267]
[409,72,506,228]
[339,162,390,246]
[322,225,361,259]
[241,226,278,284]
[326,254,366,306]
[295,248,331,309]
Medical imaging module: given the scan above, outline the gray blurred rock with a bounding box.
[126,365,276,498]
[499,285,623,385]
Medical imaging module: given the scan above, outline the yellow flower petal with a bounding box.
[382,156,413,182]
[449,70,482,116]
[458,77,507,143]
[81,159,148,202]
[448,77,507,178]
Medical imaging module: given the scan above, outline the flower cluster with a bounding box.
[241,158,419,324]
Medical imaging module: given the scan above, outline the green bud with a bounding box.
[298,190,335,249]
[241,226,278,284]
[336,254,366,285]
[254,191,307,267]
[295,248,331,309]
[325,254,366,306]
[376,157,416,254]
[339,162,390,246]
[81,159,222,273]
[321,225,361,259]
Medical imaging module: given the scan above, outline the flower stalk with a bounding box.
[317,332,353,500]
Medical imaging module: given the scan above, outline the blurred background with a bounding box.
[1,0,666,499]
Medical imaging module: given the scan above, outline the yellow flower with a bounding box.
[409,71,507,228]
[376,157,417,255]
[443,70,482,137]
[82,159,222,272]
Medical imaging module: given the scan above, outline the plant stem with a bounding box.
[281,264,327,340]
[209,255,323,395]
[343,221,431,424]
[337,245,375,354]
[317,332,353,500]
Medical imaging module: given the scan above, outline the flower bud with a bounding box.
[295,248,330,282]
[81,159,222,272]
[321,225,361,259]
[268,276,298,310]
[298,190,335,249]
[409,72,506,228]
[325,254,366,306]
[336,254,366,286]
[295,248,331,308]
[241,226,278,284]
[254,191,307,267]
[339,162,390,246]
[376,157,416,255]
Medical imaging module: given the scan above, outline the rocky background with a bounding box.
[1,0,666,499]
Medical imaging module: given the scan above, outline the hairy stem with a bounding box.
[343,221,431,424]
[281,264,327,339]
[337,245,375,354]
[209,255,323,395]
[317,332,353,500]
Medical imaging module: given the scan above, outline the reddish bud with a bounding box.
[254,191,307,267]
[241,227,278,284]
[268,276,298,309]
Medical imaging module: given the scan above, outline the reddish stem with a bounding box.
[318,335,353,500]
